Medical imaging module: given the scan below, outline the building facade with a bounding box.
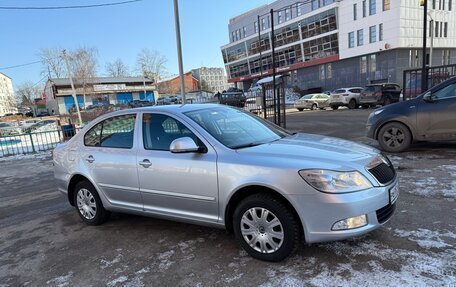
[191,67,230,92]
[44,77,155,115]
[157,72,200,95]
[0,72,18,116]
[221,0,456,92]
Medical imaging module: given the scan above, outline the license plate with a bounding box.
[389,183,399,204]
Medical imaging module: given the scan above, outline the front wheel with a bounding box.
[348,99,357,109]
[311,104,318,110]
[377,122,412,153]
[233,194,300,262]
[74,181,110,225]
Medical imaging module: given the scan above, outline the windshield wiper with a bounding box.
[231,141,266,149]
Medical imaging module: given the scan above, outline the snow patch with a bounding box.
[0,151,52,162]
[46,271,73,287]
[394,228,456,249]
[100,254,123,269]
[158,250,175,271]
[106,275,128,287]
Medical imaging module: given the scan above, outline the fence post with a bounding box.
[28,133,36,153]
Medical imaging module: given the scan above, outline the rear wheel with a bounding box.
[348,99,357,109]
[233,194,300,262]
[311,104,318,110]
[74,181,110,225]
[377,122,412,153]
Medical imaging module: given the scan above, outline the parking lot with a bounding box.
[1,108,455,287]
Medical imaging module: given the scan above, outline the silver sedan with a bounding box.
[53,104,398,262]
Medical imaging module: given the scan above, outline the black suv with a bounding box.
[366,77,456,152]
[360,83,402,107]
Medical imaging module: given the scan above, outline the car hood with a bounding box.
[236,133,379,164]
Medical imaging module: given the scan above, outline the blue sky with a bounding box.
[0,0,269,88]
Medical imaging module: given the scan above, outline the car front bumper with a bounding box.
[290,179,398,243]
[294,102,314,109]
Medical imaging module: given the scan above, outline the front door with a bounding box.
[417,82,456,140]
[80,114,142,210]
[136,112,219,224]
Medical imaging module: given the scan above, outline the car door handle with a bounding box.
[86,155,95,163]
[139,159,152,168]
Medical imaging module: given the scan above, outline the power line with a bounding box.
[0,0,142,10]
[0,60,42,70]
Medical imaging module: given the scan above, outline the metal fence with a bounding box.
[402,64,456,100]
[0,128,78,157]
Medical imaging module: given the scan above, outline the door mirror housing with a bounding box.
[170,137,200,153]
[423,92,435,102]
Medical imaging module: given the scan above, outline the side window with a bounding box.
[143,113,202,151]
[434,83,456,100]
[84,114,136,149]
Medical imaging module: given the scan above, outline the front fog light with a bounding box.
[332,215,367,231]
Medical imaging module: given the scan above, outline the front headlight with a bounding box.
[299,170,372,193]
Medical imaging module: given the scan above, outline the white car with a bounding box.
[0,122,22,136]
[329,87,363,110]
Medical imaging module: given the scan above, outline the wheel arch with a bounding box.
[224,185,304,238]
[67,174,98,206]
[375,120,414,142]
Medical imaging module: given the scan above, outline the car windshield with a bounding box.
[300,95,312,99]
[184,107,291,149]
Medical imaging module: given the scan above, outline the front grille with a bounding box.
[376,202,396,224]
[368,162,396,184]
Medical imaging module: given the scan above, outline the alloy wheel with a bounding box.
[382,127,405,148]
[76,188,97,220]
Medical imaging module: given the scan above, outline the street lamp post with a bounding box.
[421,0,428,92]
[173,0,186,104]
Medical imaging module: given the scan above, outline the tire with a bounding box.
[377,122,412,153]
[311,104,317,110]
[74,180,110,225]
[331,105,339,110]
[297,108,304,112]
[233,193,300,262]
[348,99,357,109]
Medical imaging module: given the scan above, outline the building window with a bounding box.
[327,63,332,79]
[349,32,355,48]
[261,17,266,30]
[236,29,240,41]
[278,11,283,24]
[363,0,367,17]
[450,0,452,10]
[242,27,246,38]
[435,21,439,37]
[254,21,258,33]
[357,29,364,46]
[353,3,357,20]
[383,0,390,11]
[443,0,445,9]
[285,8,291,21]
[312,0,319,10]
[379,23,383,41]
[360,56,367,73]
[444,22,448,37]
[231,31,236,42]
[370,54,376,72]
[297,3,303,16]
[369,25,376,43]
[439,0,442,9]
[440,21,443,37]
[369,0,376,15]
[432,0,436,9]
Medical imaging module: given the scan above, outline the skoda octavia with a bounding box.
[53,104,398,261]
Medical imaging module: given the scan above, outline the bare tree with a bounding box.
[105,58,129,77]
[136,48,167,83]
[39,47,65,79]
[15,81,42,108]
[70,46,98,107]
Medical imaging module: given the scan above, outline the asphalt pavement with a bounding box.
[1,108,455,287]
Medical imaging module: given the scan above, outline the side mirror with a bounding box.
[423,92,434,102]
[169,137,200,153]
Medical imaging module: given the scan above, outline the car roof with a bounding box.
[101,104,227,117]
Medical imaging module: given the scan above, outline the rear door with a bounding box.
[417,82,456,140]
[360,86,378,103]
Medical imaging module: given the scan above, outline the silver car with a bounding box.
[53,104,398,261]
[294,94,330,111]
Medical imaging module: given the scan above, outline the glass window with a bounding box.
[379,23,384,41]
[184,107,289,149]
[444,22,448,37]
[349,32,355,48]
[434,83,456,99]
[435,21,439,37]
[369,25,376,43]
[278,11,283,24]
[362,0,367,17]
[143,114,202,151]
[84,114,136,148]
[357,29,364,46]
[370,54,376,72]
[369,0,376,15]
[383,0,390,11]
[285,8,291,21]
[254,21,258,33]
[297,3,302,16]
[450,0,452,10]
[353,3,357,20]
[360,56,367,73]
[242,27,246,38]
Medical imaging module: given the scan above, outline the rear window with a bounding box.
[348,88,362,93]
[363,86,380,92]
[334,89,346,93]
[301,95,312,99]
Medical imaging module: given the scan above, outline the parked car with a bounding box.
[37,111,51,117]
[366,76,456,152]
[156,97,172,105]
[248,82,262,93]
[19,119,41,133]
[294,93,330,111]
[329,87,363,110]
[0,122,22,136]
[218,88,246,107]
[359,83,402,107]
[54,104,398,261]
[128,100,154,108]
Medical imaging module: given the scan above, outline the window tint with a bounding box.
[84,114,136,148]
[143,113,201,151]
[434,83,456,99]
[349,88,361,93]
[335,89,346,93]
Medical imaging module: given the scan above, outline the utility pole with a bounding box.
[421,0,428,92]
[429,17,434,67]
[62,50,83,125]
[173,0,186,104]
[270,8,279,126]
